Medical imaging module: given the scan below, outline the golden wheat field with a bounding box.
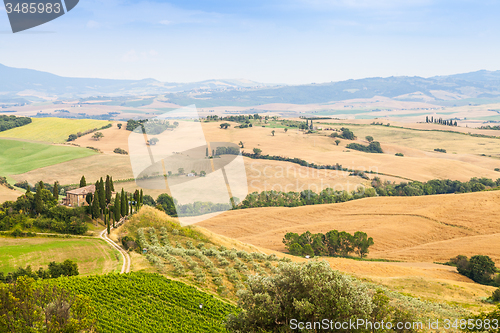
[197,190,500,264]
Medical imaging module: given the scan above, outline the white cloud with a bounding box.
[159,20,172,25]
[121,49,159,63]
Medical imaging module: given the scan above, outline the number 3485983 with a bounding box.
[5,3,61,14]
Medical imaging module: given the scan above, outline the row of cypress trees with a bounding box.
[79,175,144,234]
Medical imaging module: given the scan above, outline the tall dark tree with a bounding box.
[91,197,100,219]
[121,189,127,217]
[52,182,59,201]
[98,178,106,212]
[105,175,112,204]
[38,181,44,190]
[79,176,86,188]
[85,193,93,206]
[114,193,121,221]
[110,176,115,192]
[139,189,144,209]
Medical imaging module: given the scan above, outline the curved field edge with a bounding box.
[0,237,120,275]
[44,272,236,333]
[0,139,97,180]
[0,118,110,143]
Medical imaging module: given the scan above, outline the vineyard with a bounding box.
[45,272,236,333]
[138,226,290,298]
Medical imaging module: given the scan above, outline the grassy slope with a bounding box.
[0,237,120,275]
[0,139,96,177]
[49,272,235,333]
[0,118,110,143]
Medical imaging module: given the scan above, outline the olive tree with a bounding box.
[226,261,374,332]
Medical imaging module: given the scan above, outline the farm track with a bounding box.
[99,218,130,274]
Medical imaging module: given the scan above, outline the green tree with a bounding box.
[92,131,104,140]
[338,231,354,257]
[253,148,262,155]
[284,128,288,133]
[353,231,374,258]
[178,167,185,175]
[340,127,355,140]
[79,175,86,188]
[365,135,374,142]
[271,130,275,136]
[289,243,303,256]
[239,141,244,148]
[226,261,374,332]
[105,175,112,204]
[91,197,100,220]
[117,123,122,129]
[457,255,497,284]
[302,244,314,257]
[325,230,340,256]
[220,123,231,129]
[157,193,177,217]
[52,182,59,201]
[335,139,341,146]
[0,276,94,333]
[98,178,106,212]
[68,133,77,141]
[120,189,127,217]
[109,176,114,192]
[114,192,121,221]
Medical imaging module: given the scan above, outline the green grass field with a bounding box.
[0,237,120,275]
[0,118,110,143]
[0,139,97,178]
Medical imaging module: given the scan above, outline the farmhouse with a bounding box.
[62,185,96,207]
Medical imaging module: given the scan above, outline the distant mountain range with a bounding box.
[1,63,500,106]
[0,63,265,102]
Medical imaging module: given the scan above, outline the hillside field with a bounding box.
[197,190,500,264]
[0,139,97,181]
[49,272,236,333]
[0,237,120,275]
[0,118,110,143]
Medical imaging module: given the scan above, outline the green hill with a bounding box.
[47,272,236,333]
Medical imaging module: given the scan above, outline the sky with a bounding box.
[0,0,499,84]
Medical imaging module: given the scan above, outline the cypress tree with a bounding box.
[53,182,59,201]
[85,193,93,206]
[38,181,44,190]
[79,176,86,188]
[110,176,115,192]
[92,197,100,219]
[139,189,143,209]
[127,193,131,215]
[105,175,112,204]
[114,192,121,221]
[111,208,115,228]
[121,189,127,217]
[99,178,106,212]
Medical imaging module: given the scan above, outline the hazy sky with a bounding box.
[0,0,499,84]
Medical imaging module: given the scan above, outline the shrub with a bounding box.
[226,261,375,332]
[491,289,500,302]
[395,152,404,157]
[434,148,447,153]
[114,148,128,155]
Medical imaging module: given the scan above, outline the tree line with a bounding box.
[67,123,112,141]
[426,116,458,126]
[236,177,500,210]
[0,115,31,132]
[0,260,79,284]
[447,255,500,287]
[283,230,374,258]
[346,141,384,153]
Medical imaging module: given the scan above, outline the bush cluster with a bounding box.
[283,230,374,258]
